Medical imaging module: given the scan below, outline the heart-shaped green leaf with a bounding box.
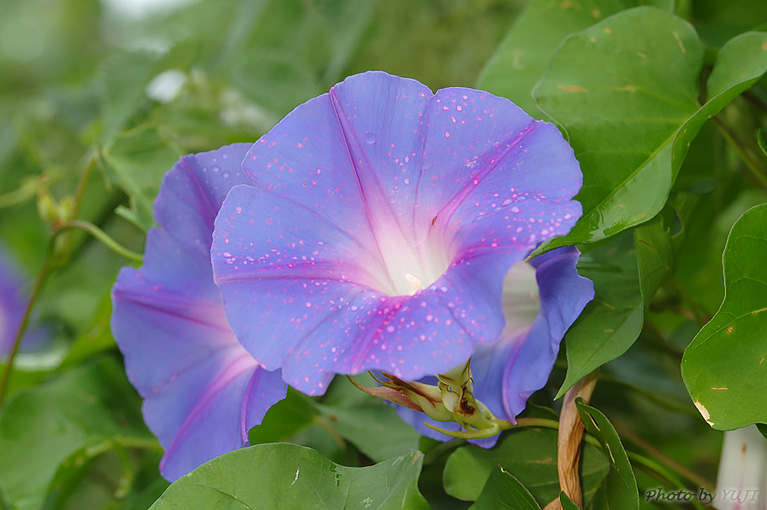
[149,444,428,509]
[682,204,767,429]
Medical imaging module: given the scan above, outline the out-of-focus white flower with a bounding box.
[715,425,767,510]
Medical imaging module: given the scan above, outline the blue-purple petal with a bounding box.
[496,246,594,418]
[111,143,287,481]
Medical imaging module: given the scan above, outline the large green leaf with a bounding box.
[469,466,541,510]
[443,428,609,505]
[477,0,673,116]
[534,11,767,251]
[0,358,154,510]
[682,204,767,429]
[576,402,639,510]
[149,444,428,510]
[557,235,644,398]
[533,7,702,249]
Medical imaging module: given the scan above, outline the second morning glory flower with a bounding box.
[394,246,594,446]
[212,71,584,395]
[111,144,287,481]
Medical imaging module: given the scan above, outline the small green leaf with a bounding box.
[149,444,428,510]
[560,492,581,510]
[758,126,767,157]
[757,423,767,441]
[705,32,767,101]
[477,0,673,116]
[59,292,116,369]
[100,127,181,231]
[228,53,322,118]
[248,387,317,445]
[634,214,673,308]
[443,428,609,505]
[671,31,767,181]
[469,466,541,510]
[224,0,378,116]
[576,401,639,510]
[557,235,643,398]
[312,401,421,463]
[99,51,162,139]
[306,374,421,462]
[0,358,154,510]
[682,204,767,429]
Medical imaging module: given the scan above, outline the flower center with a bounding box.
[366,216,452,297]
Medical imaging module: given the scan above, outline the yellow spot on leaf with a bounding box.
[556,84,588,93]
[727,326,734,333]
[603,27,612,34]
[711,387,728,391]
[512,49,523,70]
[592,7,601,18]
[615,85,637,92]
[762,40,767,51]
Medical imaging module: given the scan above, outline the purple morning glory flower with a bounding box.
[395,246,594,446]
[0,246,48,357]
[211,71,585,396]
[111,144,287,481]
[0,246,30,357]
